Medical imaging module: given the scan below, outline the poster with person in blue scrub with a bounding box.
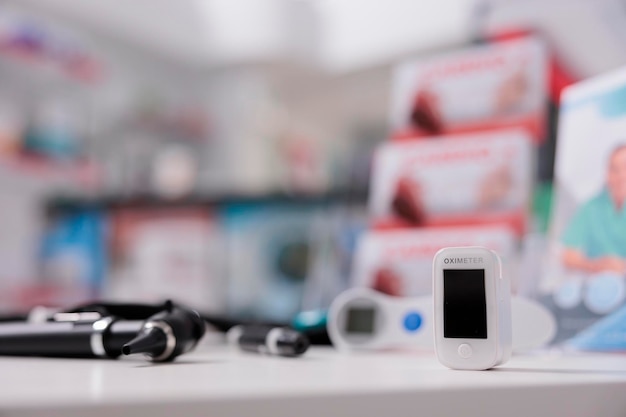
[544,67,626,350]
[561,144,626,275]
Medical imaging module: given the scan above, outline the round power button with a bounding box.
[458,344,472,359]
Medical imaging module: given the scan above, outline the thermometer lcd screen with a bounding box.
[443,269,487,338]
[345,307,376,334]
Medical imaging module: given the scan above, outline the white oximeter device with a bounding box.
[327,288,433,351]
[433,246,512,370]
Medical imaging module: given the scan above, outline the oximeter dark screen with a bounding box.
[443,269,488,339]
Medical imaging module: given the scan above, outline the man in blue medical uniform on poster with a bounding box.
[561,144,626,274]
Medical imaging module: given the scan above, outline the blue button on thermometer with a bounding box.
[403,311,422,332]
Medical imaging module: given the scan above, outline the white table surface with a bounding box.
[1,342,626,417]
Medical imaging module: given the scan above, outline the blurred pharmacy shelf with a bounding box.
[45,188,369,214]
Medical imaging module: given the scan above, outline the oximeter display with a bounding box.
[345,307,375,334]
[443,269,487,339]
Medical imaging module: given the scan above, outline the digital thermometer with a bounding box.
[328,287,433,351]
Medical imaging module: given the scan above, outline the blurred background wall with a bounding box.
[1,0,626,321]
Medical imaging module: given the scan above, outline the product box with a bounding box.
[223,203,322,321]
[543,67,626,350]
[0,98,23,155]
[36,209,107,307]
[107,207,225,313]
[223,201,367,321]
[369,129,533,234]
[352,225,517,297]
[390,36,547,141]
[0,151,100,312]
[303,206,368,311]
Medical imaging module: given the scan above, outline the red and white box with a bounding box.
[107,208,226,313]
[390,36,548,141]
[369,129,533,235]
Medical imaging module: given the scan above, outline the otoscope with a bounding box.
[0,301,206,362]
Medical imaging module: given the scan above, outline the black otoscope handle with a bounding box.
[0,318,142,358]
[0,302,206,362]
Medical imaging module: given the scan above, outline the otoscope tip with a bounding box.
[122,327,168,358]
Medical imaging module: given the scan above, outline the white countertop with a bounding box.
[1,344,626,417]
